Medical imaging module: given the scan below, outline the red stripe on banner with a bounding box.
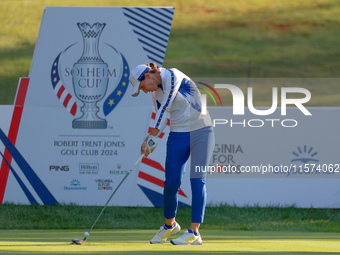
[0,78,29,204]
[150,113,170,130]
[179,188,187,197]
[70,102,77,116]
[139,171,164,187]
[63,94,71,107]
[148,127,165,139]
[138,171,187,198]
[57,85,65,99]
[151,112,156,119]
[142,157,165,172]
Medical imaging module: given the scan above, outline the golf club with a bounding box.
[72,153,145,245]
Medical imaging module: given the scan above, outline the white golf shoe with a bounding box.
[150,222,181,244]
[170,229,203,245]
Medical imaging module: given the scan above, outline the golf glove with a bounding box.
[145,135,158,153]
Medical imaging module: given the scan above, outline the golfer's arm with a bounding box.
[149,127,160,137]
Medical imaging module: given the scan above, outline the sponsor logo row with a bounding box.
[64,178,116,191]
[49,163,127,175]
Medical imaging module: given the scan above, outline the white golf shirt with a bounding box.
[152,68,212,133]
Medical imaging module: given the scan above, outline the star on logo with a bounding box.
[122,81,126,86]
[117,90,122,96]
[108,99,114,106]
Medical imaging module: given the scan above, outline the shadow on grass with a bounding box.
[0,44,34,105]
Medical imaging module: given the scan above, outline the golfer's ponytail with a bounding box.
[148,62,158,73]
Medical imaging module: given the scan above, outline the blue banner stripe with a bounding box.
[0,129,58,205]
[123,7,173,68]
[0,151,38,205]
[149,60,162,67]
[143,47,164,61]
[123,12,170,38]
[133,30,167,49]
[103,53,130,116]
[138,184,189,207]
[138,7,174,21]
[128,21,168,43]
[51,53,61,89]
[150,7,175,16]
[135,8,173,26]
[159,7,175,15]
[149,8,174,20]
[138,39,166,55]
[123,8,171,32]
[147,56,162,66]
[147,55,163,63]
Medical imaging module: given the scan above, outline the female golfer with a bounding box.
[130,62,215,245]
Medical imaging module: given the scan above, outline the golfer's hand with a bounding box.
[141,137,149,157]
[141,128,159,157]
[141,135,158,157]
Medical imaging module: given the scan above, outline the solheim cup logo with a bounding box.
[73,22,108,129]
[51,22,130,129]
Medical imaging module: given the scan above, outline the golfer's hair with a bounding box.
[147,62,158,73]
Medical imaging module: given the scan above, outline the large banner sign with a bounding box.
[0,7,175,206]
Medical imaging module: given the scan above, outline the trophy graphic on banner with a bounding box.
[72,22,108,129]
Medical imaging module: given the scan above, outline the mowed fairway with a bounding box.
[0,229,339,254]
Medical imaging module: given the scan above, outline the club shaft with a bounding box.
[88,154,145,233]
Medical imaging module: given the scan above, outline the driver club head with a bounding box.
[72,237,86,245]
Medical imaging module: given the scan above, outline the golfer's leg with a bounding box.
[164,132,190,220]
[190,127,215,223]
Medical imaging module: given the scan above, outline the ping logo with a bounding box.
[49,165,69,171]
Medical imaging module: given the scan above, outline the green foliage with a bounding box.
[1,0,340,104]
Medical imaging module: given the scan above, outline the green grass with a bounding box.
[1,0,340,104]
[1,4,339,253]
[1,204,339,232]
[0,229,340,254]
